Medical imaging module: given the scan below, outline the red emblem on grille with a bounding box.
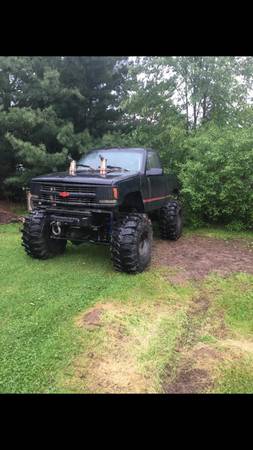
[59,192,70,198]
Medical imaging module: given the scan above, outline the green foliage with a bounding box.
[168,56,249,127]
[179,123,253,227]
[5,133,68,186]
[118,57,253,229]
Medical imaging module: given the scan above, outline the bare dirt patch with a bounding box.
[76,303,118,330]
[165,270,189,287]
[0,209,19,225]
[190,296,210,315]
[167,342,245,394]
[0,201,22,225]
[165,366,211,393]
[163,343,225,393]
[77,307,104,330]
[152,235,253,280]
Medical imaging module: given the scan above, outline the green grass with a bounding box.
[199,273,253,393]
[138,310,188,390]
[0,224,112,392]
[1,223,253,393]
[185,226,253,241]
[215,356,253,393]
[0,223,194,393]
[204,273,253,337]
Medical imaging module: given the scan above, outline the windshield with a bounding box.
[77,150,144,172]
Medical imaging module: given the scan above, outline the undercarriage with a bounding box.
[39,208,114,244]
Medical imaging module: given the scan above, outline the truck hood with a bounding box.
[31,170,140,186]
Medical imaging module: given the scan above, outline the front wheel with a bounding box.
[159,200,182,240]
[22,211,67,259]
[110,213,153,274]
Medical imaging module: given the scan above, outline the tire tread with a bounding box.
[22,211,66,259]
[110,213,152,274]
[159,200,182,240]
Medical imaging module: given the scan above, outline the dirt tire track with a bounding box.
[162,290,226,393]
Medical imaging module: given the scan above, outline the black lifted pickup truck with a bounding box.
[22,147,182,273]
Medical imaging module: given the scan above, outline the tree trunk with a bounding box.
[193,101,197,129]
[202,93,207,121]
[184,63,189,133]
[3,94,11,111]
[185,83,189,132]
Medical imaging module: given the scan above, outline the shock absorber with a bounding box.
[107,212,114,241]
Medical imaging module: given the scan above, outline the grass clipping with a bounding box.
[61,298,188,394]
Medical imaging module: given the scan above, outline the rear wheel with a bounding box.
[22,211,67,259]
[110,213,153,274]
[159,200,182,240]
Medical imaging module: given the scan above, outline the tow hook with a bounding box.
[51,221,62,236]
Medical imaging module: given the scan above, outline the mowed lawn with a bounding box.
[1,222,253,393]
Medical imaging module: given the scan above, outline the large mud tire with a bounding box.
[159,200,182,240]
[110,213,153,274]
[22,211,67,259]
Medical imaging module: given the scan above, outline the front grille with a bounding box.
[41,184,96,194]
[37,183,97,208]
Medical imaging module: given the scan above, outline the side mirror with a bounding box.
[146,168,163,176]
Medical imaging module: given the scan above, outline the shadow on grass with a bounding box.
[64,223,162,270]
[61,241,112,272]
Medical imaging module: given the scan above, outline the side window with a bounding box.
[147,151,162,170]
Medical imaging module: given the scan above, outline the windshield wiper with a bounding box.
[106,165,129,172]
[76,164,96,172]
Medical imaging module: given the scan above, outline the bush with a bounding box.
[179,124,253,229]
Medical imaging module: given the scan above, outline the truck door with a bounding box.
[145,150,167,210]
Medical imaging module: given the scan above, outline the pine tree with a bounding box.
[0,56,128,198]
